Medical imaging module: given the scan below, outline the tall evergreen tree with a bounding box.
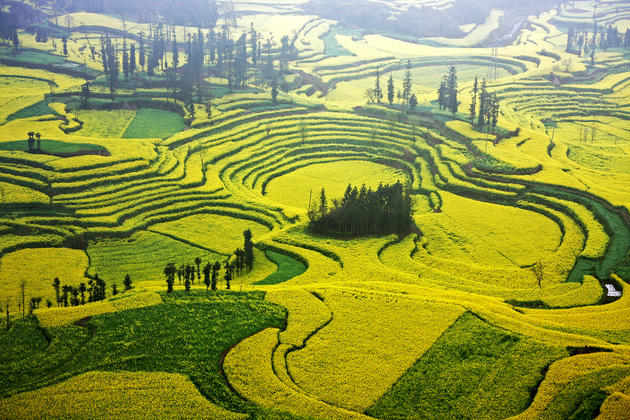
[172,35,179,68]
[208,31,216,62]
[319,188,327,217]
[446,65,458,114]
[203,262,211,291]
[243,230,254,271]
[491,93,500,131]
[477,78,488,128]
[62,36,68,60]
[387,75,394,106]
[211,261,220,291]
[437,76,447,110]
[249,23,258,66]
[139,35,146,70]
[409,93,418,111]
[470,76,478,121]
[566,25,575,52]
[12,27,18,52]
[263,38,273,81]
[279,35,290,73]
[591,21,597,65]
[122,41,129,80]
[374,68,383,104]
[123,274,132,291]
[129,43,136,78]
[195,257,202,281]
[224,260,232,289]
[164,263,176,293]
[402,59,412,106]
[101,37,108,73]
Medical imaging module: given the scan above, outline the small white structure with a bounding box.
[605,284,621,298]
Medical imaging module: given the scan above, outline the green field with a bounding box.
[0,139,106,156]
[123,108,185,139]
[1,0,630,418]
[0,291,288,418]
[255,250,307,285]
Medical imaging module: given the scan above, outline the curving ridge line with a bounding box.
[223,327,372,419]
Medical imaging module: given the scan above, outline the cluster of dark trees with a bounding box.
[437,65,458,114]
[309,182,413,237]
[367,61,418,111]
[0,12,19,53]
[3,273,130,330]
[94,19,295,113]
[566,24,630,58]
[26,131,42,153]
[469,76,500,132]
[164,229,255,293]
[51,274,132,308]
[34,28,49,43]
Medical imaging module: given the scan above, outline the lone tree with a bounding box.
[319,188,327,217]
[387,75,395,106]
[243,230,254,271]
[402,60,412,107]
[446,65,458,114]
[164,263,176,293]
[62,37,68,61]
[409,94,418,111]
[123,274,132,291]
[470,76,478,122]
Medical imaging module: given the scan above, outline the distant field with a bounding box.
[418,191,562,268]
[87,231,221,285]
[0,291,286,417]
[327,63,510,104]
[264,160,407,209]
[74,109,136,138]
[151,213,271,255]
[0,371,246,420]
[367,312,566,419]
[0,248,89,307]
[123,108,185,139]
[255,250,306,285]
[0,139,106,156]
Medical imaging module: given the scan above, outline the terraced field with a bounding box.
[1,0,630,418]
